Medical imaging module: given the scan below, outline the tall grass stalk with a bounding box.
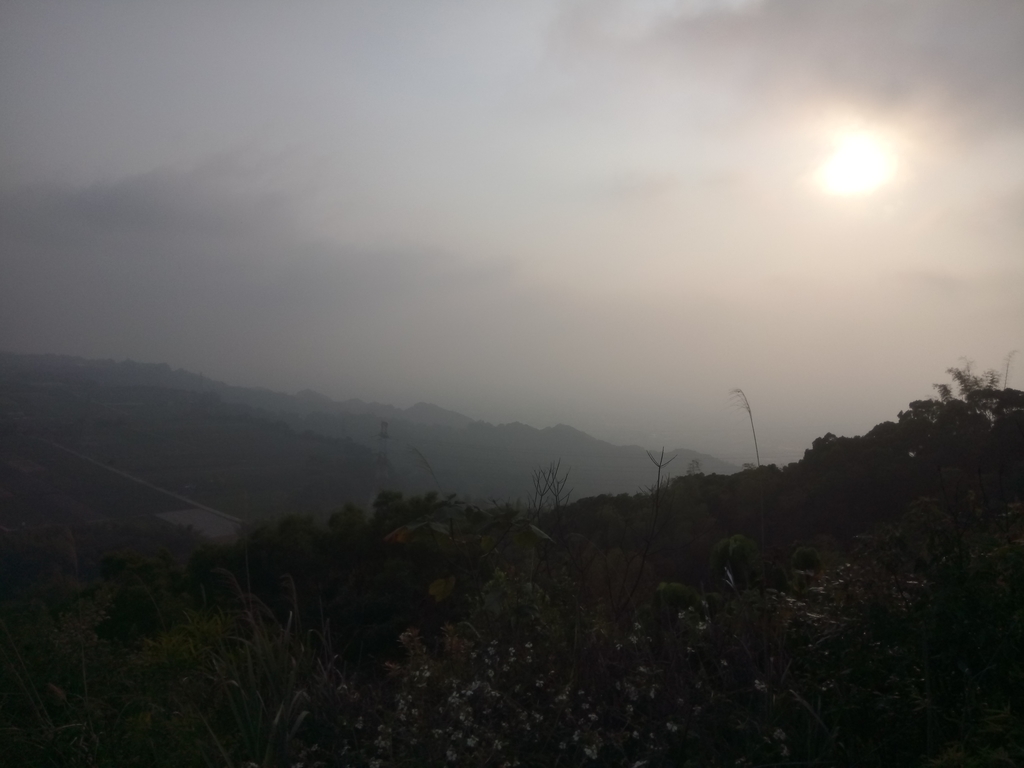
[730,388,764,563]
[730,388,771,702]
[203,572,312,768]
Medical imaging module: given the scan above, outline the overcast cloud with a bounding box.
[643,0,1024,129]
[1,0,1021,463]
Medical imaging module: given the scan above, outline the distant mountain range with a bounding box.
[0,352,737,502]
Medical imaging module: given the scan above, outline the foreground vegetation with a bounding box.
[1,365,1022,766]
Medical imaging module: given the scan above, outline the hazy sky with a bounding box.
[1,0,1022,463]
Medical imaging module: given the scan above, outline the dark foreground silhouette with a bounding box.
[1,365,1022,766]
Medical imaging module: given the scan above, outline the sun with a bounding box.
[816,131,897,196]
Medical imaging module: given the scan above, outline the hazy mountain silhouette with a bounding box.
[0,352,737,501]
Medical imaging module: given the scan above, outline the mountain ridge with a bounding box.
[0,352,737,499]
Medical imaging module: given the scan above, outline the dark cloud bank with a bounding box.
[0,169,522,396]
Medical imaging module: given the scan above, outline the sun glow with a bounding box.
[817,132,897,196]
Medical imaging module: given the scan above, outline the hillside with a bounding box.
[0,352,736,505]
[0,365,378,528]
